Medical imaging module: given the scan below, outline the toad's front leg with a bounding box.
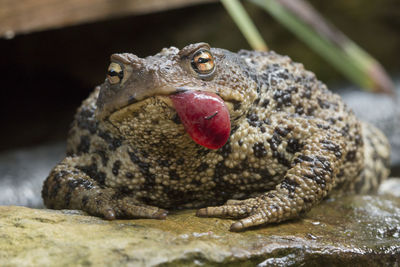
[42,157,167,220]
[197,132,345,231]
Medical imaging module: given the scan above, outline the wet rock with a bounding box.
[0,195,399,266]
[0,142,64,207]
[339,79,400,172]
[379,178,400,198]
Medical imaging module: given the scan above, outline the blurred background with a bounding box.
[0,0,399,207]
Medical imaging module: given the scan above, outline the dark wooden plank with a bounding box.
[0,0,217,38]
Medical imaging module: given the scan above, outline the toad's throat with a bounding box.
[105,88,232,149]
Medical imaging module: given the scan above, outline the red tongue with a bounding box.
[170,91,231,149]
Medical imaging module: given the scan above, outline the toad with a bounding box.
[42,43,390,231]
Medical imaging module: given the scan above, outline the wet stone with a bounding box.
[0,193,399,266]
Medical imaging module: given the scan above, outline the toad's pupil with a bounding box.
[197,57,209,63]
[108,70,117,76]
[108,70,123,79]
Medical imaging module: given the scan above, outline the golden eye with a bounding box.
[191,49,215,76]
[107,62,124,84]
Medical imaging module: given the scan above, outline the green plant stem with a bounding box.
[249,0,394,94]
[221,0,268,51]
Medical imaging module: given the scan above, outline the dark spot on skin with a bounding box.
[168,170,180,180]
[257,168,273,181]
[275,126,291,137]
[238,139,243,146]
[316,156,333,174]
[277,71,289,80]
[306,106,316,116]
[47,170,68,199]
[354,134,363,146]
[67,178,94,191]
[317,124,330,130]
[141,150,149,158]
[77,135,91,153]
[126,172,133,179]
[176,158,185,165]
[280,178,299,196]
[340,124,350,137]
[273,89,292,109]
[286,138,302,154]
[289,86,298,93]
[77,163,106,185]
[65,178,94,206]
[295,105,304,115]
[196,163,209,172]
[260,126,266,133]
[95,150,109,166]
[320,140,342,159]
[293,154,313,164]
[98,131,122,151]
[253,98,260,105]
[293,155,333,176]
[157,159,171,167]
[267,132,282,151]
[76,108,98,134]
[172,113,181,124]
[197,148,210,157]
[253,142,267,158]
[128,150,155,187]
[231,100,242,111]
[328,118,337,124]
[218,142,232,158]
[302,86,312,99]
[273,151,291,167]
[112,160,121,176]
[303,167,327,187]
[247,113,261,127]
[96,172,106,186]
[346,150,357,161]
[230,125,240,135]
[317,98,331,109]
[262,99,270,108]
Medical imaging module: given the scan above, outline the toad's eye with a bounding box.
[107,62,124,84]
[191,49,215,76]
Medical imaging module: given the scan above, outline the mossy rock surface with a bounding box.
[0,194,399,266]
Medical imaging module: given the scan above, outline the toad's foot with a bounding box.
[42,159,167,220]
[89,195,168,220]
[198,130,346,231]
[197,197,297,231]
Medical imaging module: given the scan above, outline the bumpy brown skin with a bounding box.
[42,43,390,231]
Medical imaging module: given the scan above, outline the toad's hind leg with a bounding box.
[352,122,390,193]
[42,157,167,220]
[197,131,345,231]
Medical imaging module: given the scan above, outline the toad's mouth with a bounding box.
[169,91,231,149]
[108,89,232,149]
